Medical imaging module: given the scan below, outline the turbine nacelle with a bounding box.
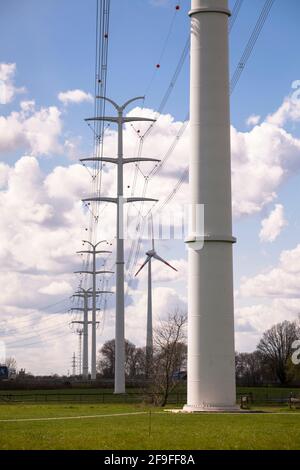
[135,245,178,277]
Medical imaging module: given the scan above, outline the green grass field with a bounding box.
[0,403,300,450]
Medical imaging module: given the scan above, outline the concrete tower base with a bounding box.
[183,404,241,413]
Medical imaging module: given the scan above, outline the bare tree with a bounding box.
[257,320,300,385]
[5,357,17,371]
[148,310,187,406]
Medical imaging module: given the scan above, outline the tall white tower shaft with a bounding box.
[184,0,237,411]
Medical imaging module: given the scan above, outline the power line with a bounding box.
[230,0,275,93]
[125,0,276,294]
[229,0,244,33]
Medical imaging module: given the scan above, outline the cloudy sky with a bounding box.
[1,0,300,375]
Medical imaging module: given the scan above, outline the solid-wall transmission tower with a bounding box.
[74,243,113,381]
[82,96,160,394]
[71,286,113,379]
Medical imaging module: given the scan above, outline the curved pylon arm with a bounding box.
[96,96,120,111]
[74,271,114,275]
[76,250,112,255]
[82,197,117,204]
[126,197,158,203]
[70,307,93,311]
[74,291,114,296]
[83,197,158,204]
[85,116,155,124]
[80,157,118,164]
[120,96,145,111]
[81,240,108,249]
[96,96,145,112]
[122,117,155,123]
[123,157,160,164]
[81,157,160,165]
[85,116,118,123]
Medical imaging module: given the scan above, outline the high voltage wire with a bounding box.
[124,0,275,296]
[2,319,71,342]
[0,299,70,330]
[72,0,112,329]
[144,1,182,98]
[6,330,71,349]
[229,0,244,33]
[230,0,275,93]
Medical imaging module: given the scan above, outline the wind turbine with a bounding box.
[135,239,177,377]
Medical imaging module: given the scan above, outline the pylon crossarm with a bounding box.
[95,96,120,110]
[123,117,155,123]
[123,158,160,164]
[74,270,114,275]
[85,116,155,124]
[82,197,117,204]
[72,293,101,298]
[126,197,158,203]
[76,250,112,255]
[83,197,157,204]
[121,96,145,110]
[95,95,145,112]
[71,321,98,325]
[81,157,160,165]
[70,308,93,311]
[80,157,117,164]
[81,240,107,248]
[85,116,119,123]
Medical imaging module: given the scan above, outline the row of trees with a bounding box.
[236,320,300,386]
[97,315,300,399]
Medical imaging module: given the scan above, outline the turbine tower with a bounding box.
[184,0,238,411]
[135,239,177,376]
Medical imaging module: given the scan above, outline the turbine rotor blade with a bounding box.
[153,253,177,271]
[135,256,151,277]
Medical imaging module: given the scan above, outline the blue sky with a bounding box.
[1,0,300,373]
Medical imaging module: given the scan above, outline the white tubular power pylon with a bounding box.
[71,287,92,379]
[71,286,113,379]
[135,238,177,377]
[184,0,238,412]
[82,96,160,394]
[75,240,113,380]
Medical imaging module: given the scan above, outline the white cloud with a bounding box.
[38,281,73,296]
[235,299,300,352]
[0,63,26,104]
[231,122,300,217]
[0,103,62,156]
[259,204,287,243]
[246,114,261,127]
[58,89,93,106]
[267,94,300,127]
[240,244,300,299]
